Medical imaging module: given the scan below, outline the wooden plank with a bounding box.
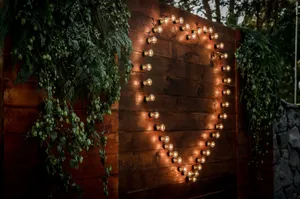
[119,110,236,132]
[119,130,235,153]
[119,160,237,194]
[120,91,235,114]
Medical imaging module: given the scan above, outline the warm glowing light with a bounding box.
[211,132,221,139]
[203,26,208,33]
[201,149,211,156]
[188,176,197,182]
[180,23,190,31]
[197,157,206,163]
[208,27,214,33]
[142,78,153,86]
[219,113,228,119]
[194,170,200,177]
[149,112,160,119]
[168,151,179,158]
[222,65,231,71]
[163,143,173,150]
[153,26,163,33]
[215,43,224,49]
[187,171,194,177]
[211,53,217,60]
[216,123,224,130]
[172,15,184,24]
[159,17,170,24]
[145,94,155,102]
[220,53,228,59]
[160,136,170,143]
[187,33,197,40]
[173,156,182,163]
[222,89,231,95]
[196,27,202,34]
[223,78,232,84]
[221,101,230,108]
[206,141,216,148]
[155,124,166,131]
[210,33,219,40]
[178,167,187,175]
[143,49,154,57]
[193,164,202,171]
[141,63,152,71]
[147,36,157,44]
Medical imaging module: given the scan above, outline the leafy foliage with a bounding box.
[0,0,132,197]
[236,29,283,166]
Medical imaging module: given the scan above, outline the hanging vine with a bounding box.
[236,29,283,171]
[0,0,132,197]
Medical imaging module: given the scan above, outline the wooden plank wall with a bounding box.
[119,0,249,198]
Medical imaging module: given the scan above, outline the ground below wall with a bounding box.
[274,100,300,199]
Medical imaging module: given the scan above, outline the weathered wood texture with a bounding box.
[118,0,248,198]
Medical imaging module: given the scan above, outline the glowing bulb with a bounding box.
[223,78,232,83]
[215,43,224,49]
[216,123,224,130]
[222,89,231,95]
[211,132,220,138]
[210,33,219,40]
[187,33,197,40]
[206,141,216,148]
[155,124,166,131]
[196,27,202,34]
[152,26,163,33]
[172,156,182,163]
[211,53,217,61]
[219,113,228,119]
[142,78,152,86]
[220,53,228,59]
[163,143,173,150]
[201,149,211,156]
[147,36,157,44]
[221,101,230,108]
[180,23,190,31]
[203,26,208,33]
[193,164,202,171]
[208,27,214,33]
[159,17,170,24]
[141,63,152,71]
[168,151,178,158]
[172,15,184,24]
[222,65,231,71]
[145,94,155,102]
[160,136,170,143]
[187,171,194,177]
[194,170,200,177]
[197,157,206,164]
[149,112,160,119]
[143,49,154,57]
[178,167,187,175]
[188,176,197,182]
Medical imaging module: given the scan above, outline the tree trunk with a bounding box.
[202,0,212,21]
[215,0,221,23]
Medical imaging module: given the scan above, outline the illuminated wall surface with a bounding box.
[1,0,251,199]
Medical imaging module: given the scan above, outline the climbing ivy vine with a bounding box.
[236,29,283,170]
[0,0,132,197]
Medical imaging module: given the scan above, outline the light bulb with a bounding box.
[221,101,230,108]
[220,53,228,59]
[215,43,224,49]
[222,89,231,95]
[222,65,231,71]
[172,156,182,163]
[163,143,173,150]
[194,170,200,177]
[172,15,184,24]
[187,33,197,40]
[143,49,154,57]
[159,17,170,24]
[180,23,190,31]
[197,157,206,163]
[145,94,155,102]
[149,112,160,119]
[141,63,152,71]
[203,26,208,33]
[153,26,163,33]
[155,124,166,131]
[196,27,202,34]
[188,176,197,182]
[178,167,187,175]
[210,33,219,40]
[193,164,202,171]
[206,141,216,148]
[168,151,178,158]
[211,132,220,138]
[201,149,211,156]
[219,113,228,119]
[208,27,214,33]
[147,36,157,44]
[160,136,170,143]
[216,123,224,130]
[142,78,152,86]
[187,171,194,177]
[223,78,232,83]
[211,53,217,61]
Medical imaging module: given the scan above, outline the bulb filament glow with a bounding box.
[210,33,219,40]
[215,43,224,49]
[163,143,173,150]
[168,151,179,157]
[211,132,220,138]
[197,157,206,164]
[216,123,224,130]
[222,89,231,95]
[201,149,211,156]
[180,24,190,31]
[221,101,230,107]
[143,49,154,57]
[171,15,184,24]
[187,33,197,40]
[220,53,228,59]
[149,112,160,119]
[147,36,157,44]
[141,63,152,71]
[206,141,216,148]
[143,78,153,86]
[145,94,155,102]
[153,26,163,33]
[219,113,228,119]
[222,65,231,71]
[156,124,166,131]
[160,136,170,143]
[223,78,232,83]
